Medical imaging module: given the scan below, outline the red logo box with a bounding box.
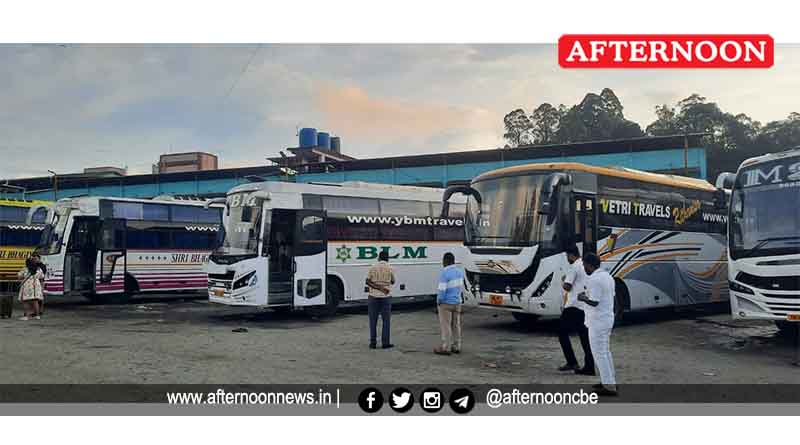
[558,34,774,68]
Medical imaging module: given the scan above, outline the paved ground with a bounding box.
[1,294,798,384]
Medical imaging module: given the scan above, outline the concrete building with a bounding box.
[82,166,127,177]
[155,152,218,174]
[2,134,709,201]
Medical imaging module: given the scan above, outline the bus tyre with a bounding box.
[83,292,131,305]
[512,312,539,325]
[613,279,629,323]
[775,320,799,338]
[307,278,341,318]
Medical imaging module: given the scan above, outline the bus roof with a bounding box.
[0,198,51,208]
[227,181,453,202]
[739,147,800,170]
[473,162,717,192]
[56,196,218,207]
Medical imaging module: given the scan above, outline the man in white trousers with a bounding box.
[577,252,618,396]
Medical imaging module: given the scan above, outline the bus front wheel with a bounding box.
[306,277,342,318]
[84,292,131,305]
[775,320,799,337]
[613,279,630,322]
[512,312,539,325]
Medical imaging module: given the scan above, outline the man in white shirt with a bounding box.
[557,245,595,375]
[577,252,617,396]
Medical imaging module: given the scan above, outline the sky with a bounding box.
[1,43,799,179]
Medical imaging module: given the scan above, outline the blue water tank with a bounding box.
[330,137,341,152]
[317,132,331,149]
[299,128,317,148]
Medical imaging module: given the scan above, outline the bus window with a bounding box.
[112,202,143,220]
[379,199,430,217]
[327,216,379,241]
[173,231,217,250]
[171,206,221,224]
[125,225,170,249]
[296,214,325,256]
[0,206,28,222]
[0,227,42,246]
[143,204,169,221]
[302,194,323,210]
[381,223,432,241]
[30,207,48,224]
[323,196,380,215]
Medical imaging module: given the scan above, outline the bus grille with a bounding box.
[736,272,800,291]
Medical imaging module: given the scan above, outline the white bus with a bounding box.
[441,162,730,322]
[206,181,466,315]
[727,148,800,336]
[31,196,223,303]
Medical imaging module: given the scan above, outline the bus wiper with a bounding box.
[741,236,800,258]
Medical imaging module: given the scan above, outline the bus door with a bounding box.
[64,216,101,294]
[292,210,327,307]
[573,195,597,256]
[98,218,127,290]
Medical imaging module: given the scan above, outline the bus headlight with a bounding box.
[531,273,554,298]
[233,271,257,290]
[729,280,754,295]
[736,296,764,314]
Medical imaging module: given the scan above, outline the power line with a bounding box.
[221,44,263,106]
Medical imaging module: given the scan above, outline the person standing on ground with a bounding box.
[577,253,617,396]
[434,252,465,355]
[365,250,395,349]
[31,253,46,315]
[558,245,595,375]
[17,257,44,321]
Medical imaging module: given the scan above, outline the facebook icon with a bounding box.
[358,388,384,413]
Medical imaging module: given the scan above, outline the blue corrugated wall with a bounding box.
[11,147,706,200]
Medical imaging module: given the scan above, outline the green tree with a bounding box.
[529,103,561,145]
[645,104,680,136]
[503,108,532,147]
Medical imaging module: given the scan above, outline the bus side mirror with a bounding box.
[214,226,226,249]
[539,173,571,216]
[713,188,728,210]
[538,198,552,215]
[441,185,480,218]
[37,225,53,248]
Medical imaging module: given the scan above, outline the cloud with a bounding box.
[0,44,799,180]
[314,83,501,156]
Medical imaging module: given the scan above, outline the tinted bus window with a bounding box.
[143,204,169,221]
[30,207,48,224]
[380,200,430,217]
[125,227,170,249]
[171,206,221,223]
[302,195,323,210]
[380,224,432,241]
[323,196,380,215]
[0,227,42,246]
[113,202,143,220]
[327,216,380,241]
[173,231,217,249]
[0,206,28,222]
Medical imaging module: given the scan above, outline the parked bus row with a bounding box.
[0,199,50,293]
[10,151,799,331]
[725,148,800,335]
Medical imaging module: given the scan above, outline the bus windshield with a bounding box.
[466,174,557,248]
[730,182,800,259]
[39,206,69,255]
[214,194,266,256]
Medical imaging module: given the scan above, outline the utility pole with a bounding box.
[48,170,58,200]
[684,134,689,177]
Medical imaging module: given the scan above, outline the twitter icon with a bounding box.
[389,388,414,413]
